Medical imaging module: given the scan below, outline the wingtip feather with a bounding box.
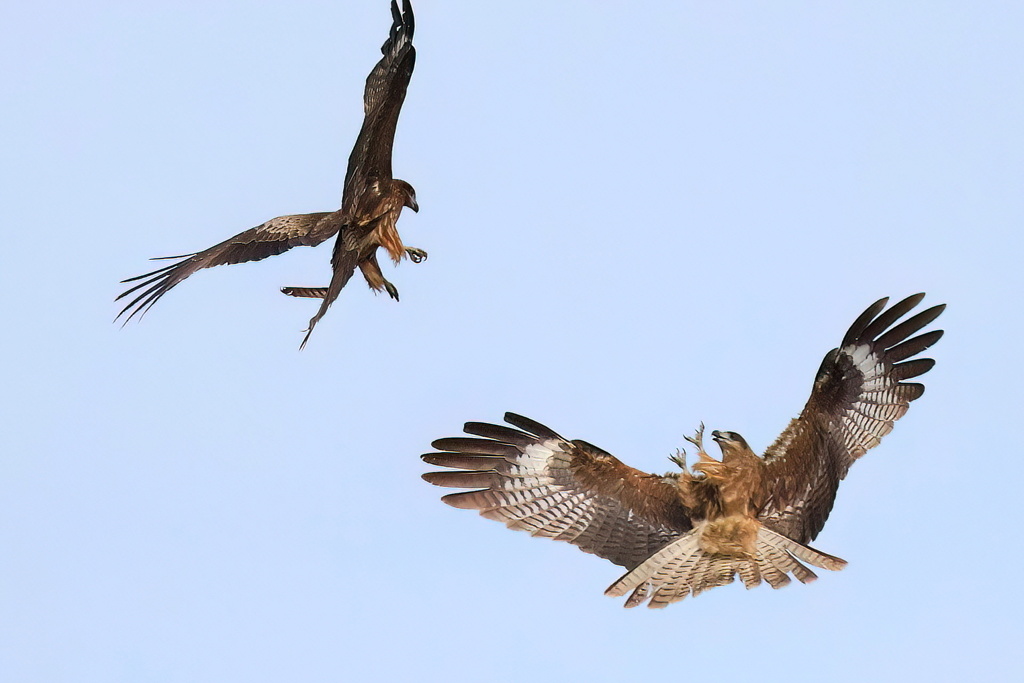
[502,413,561,440]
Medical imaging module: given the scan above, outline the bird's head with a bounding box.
[395,179,419,212]
[711,430,753,461]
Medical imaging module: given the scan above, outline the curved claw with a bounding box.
[405,247,428,264]
[683,423,707,457]
[668,448,688,472]
[384,280,400,302]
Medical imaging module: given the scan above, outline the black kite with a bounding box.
[117,0,423,348]
[423,294,945,607]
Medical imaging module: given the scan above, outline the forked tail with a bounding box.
[605,522,847,608]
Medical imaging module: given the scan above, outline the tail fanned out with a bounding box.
[605,522,847,608]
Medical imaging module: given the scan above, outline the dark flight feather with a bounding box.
[758,294,945,542]
[115,213,334,323]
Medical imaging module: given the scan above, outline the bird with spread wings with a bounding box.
[423,294,945,608]
[116,0,423,348]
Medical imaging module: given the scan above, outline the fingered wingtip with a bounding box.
[114,295,154,326]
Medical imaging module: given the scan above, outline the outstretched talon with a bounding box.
[405,247,428,263]
[683,423,711,460]
[383,279,400,301]
[668,448,688,472]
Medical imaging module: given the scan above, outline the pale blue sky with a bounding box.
[2,1,1023,681]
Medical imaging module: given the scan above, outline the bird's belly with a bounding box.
[697,516,760,558]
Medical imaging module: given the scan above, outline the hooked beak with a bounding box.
[407,197,419,213]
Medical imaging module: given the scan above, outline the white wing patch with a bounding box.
[839,342,906,458]
[425,422,686,571]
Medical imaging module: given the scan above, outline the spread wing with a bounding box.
[342,0,415,203]
[116,212,336,323]
[758,294,945,542]
[422,412,693,570]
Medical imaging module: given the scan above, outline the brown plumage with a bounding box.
[116,0,423,348]
[423,294,945,607]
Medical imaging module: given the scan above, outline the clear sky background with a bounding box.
[3,1,1023,681]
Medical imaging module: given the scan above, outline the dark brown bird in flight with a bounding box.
[423,294,944,607]
[116,0,423,348]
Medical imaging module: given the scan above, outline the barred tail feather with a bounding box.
[758,526,848,571]
[281,286,328,298]
[605,522,847,608]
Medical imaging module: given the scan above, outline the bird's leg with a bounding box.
[358,255,399,301]
[405,247,428,263]
[683,423,714,462]
[668,448,689,472]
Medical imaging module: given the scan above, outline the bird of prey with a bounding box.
[116,0,423,348]
[423,294,945,608]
